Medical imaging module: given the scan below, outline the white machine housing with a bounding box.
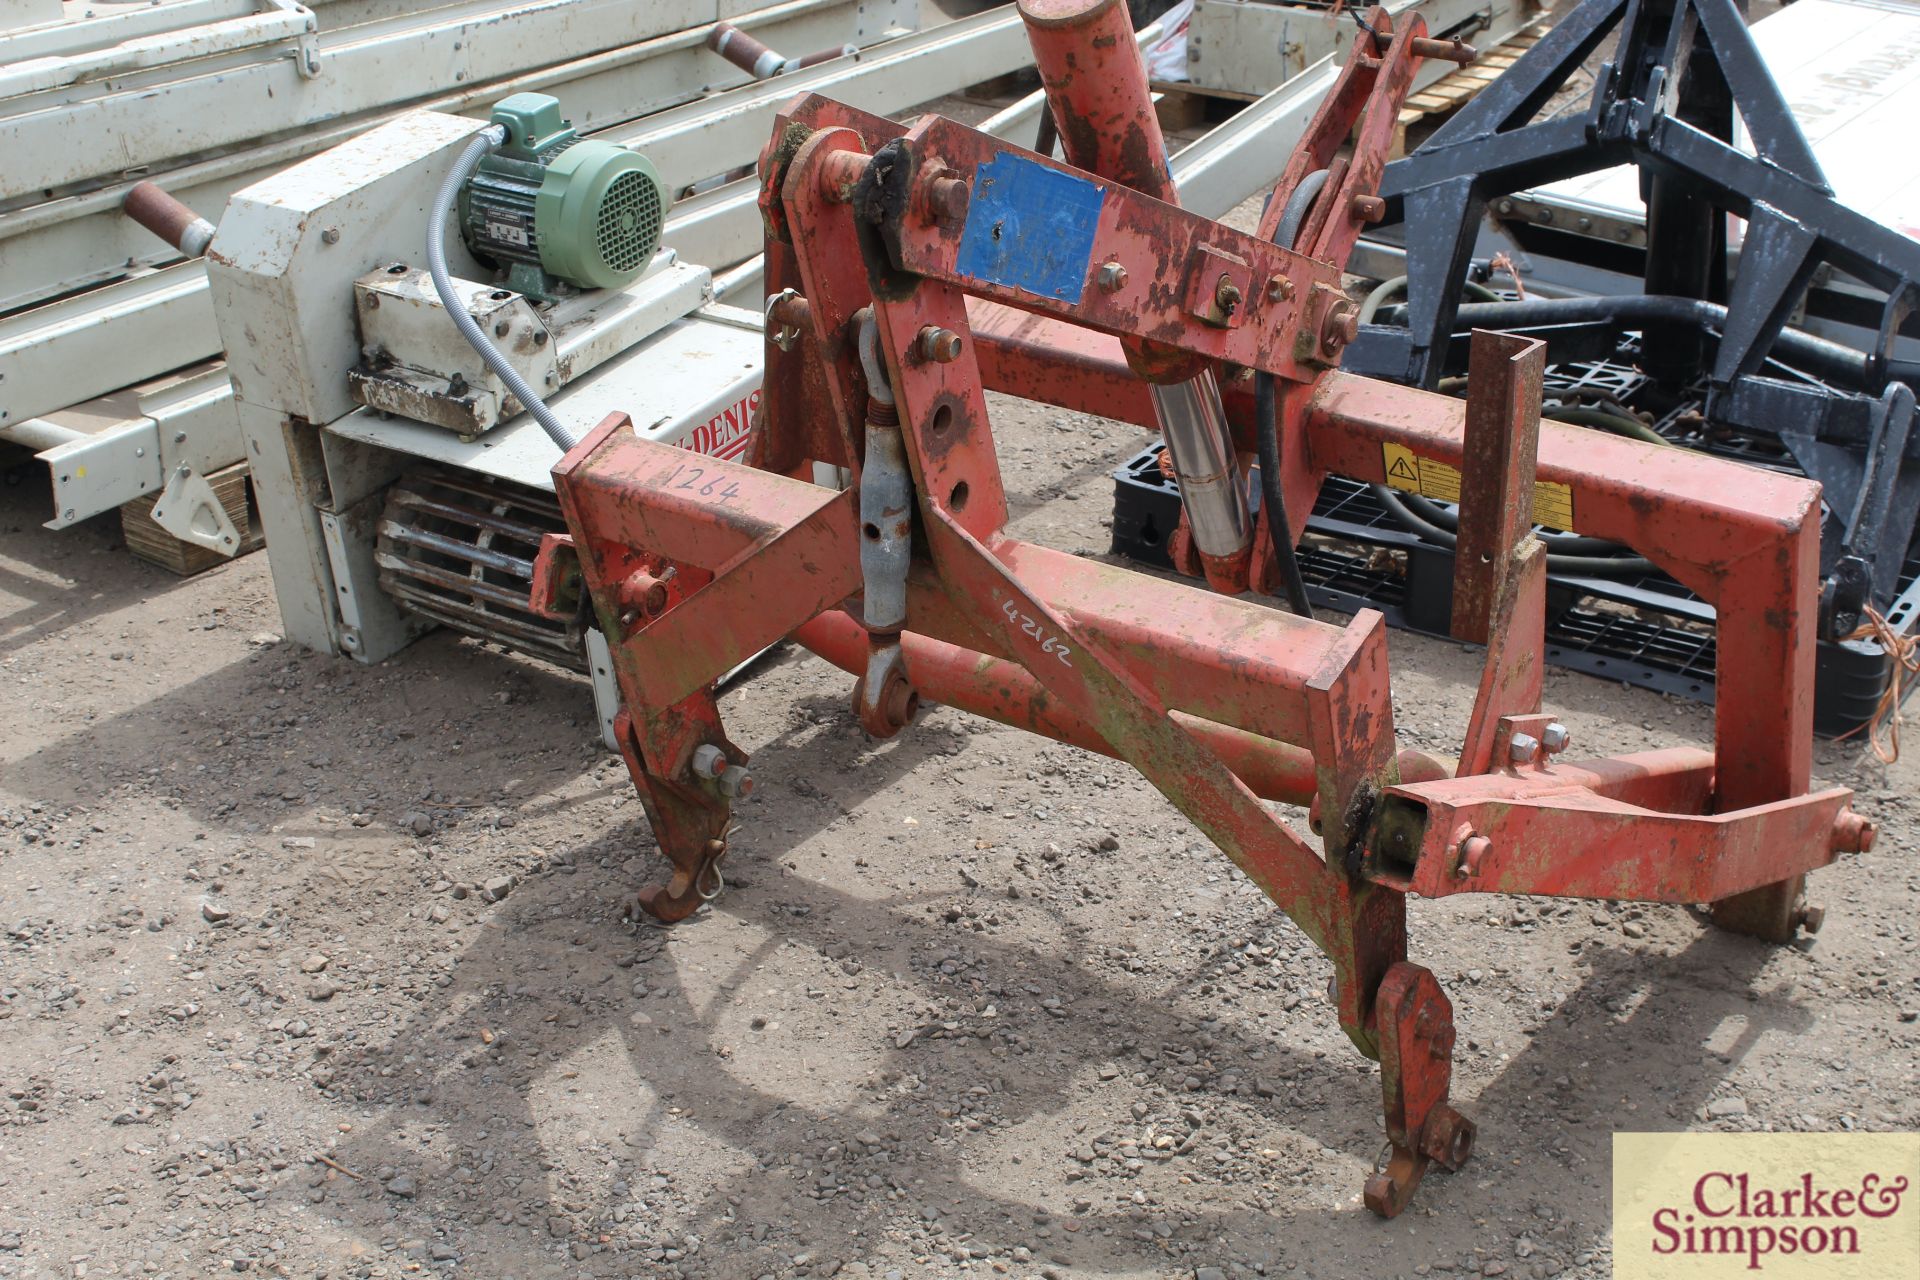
[205,107,767,742]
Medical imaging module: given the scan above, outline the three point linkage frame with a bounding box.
[529,1,1875,1216]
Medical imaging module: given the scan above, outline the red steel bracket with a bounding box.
[1365,963,1475,1218]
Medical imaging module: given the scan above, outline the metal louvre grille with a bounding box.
[596,170,660,274]
[375,471,586,672]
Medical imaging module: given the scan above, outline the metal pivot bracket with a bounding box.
[150,463,243,556]
[1365,962,1474,1218]
[265,0,322,79]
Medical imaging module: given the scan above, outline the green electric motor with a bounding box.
[460,93,669,301]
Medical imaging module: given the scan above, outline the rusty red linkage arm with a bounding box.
[532,0,1874,1217]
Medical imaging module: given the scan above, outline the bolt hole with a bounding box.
[991,222,1004,240]
[862,522,881,541]
[490,289,512,300]
[948,481,970,512]
[387,263,407,274]
[931,404,953,433]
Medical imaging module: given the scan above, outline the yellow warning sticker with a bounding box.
[1381,442,1575,531]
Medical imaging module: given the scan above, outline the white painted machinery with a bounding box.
[126,1,1532,742]
[0,0,968,548]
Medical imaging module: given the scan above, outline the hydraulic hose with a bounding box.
[1357,273,1501,325]
[1273,169,1331,252]
[1374,484,1655,575]
[1371,293,1920,391]
[1251,168,1331,617]
[1545,404,1668,447]
[427,126,580,453]
[1358,276,1663,571]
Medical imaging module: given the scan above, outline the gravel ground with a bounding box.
[4,367,1917,1280]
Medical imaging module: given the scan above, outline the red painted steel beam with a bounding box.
[797,610,1456,802]
[1450,333,1546,644]
[557,424,1383,756]
[794,609,1449,804]
[1018,0,1176,202]
[1302,373,1821,936]
[882,116,1338,382]
[1379,775,1852,903]
[1303,372,1823,600]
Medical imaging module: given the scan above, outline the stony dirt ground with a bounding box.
[4,369,1918,1280]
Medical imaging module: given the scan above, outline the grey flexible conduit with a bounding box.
[426,126,580,453]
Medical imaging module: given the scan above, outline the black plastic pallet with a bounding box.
[1111,444,1920,739]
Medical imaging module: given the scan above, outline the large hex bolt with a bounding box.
[1540,722,1570,754]
[1214,274,1243,317]
[691,744,753,799]
[1096,261,1128,293]
[716,764,754,799]
[1318,298,1359,359]
[1508,733,1541,766]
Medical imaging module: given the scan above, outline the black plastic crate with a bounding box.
[1110,443,1920,739]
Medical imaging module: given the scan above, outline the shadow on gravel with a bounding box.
[0,478,209,657]
[4,627,605,832]
[3,553,1820,1275]
[282,708,1818,1279]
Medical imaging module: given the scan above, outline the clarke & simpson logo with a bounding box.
[1613,1133,1919,1279]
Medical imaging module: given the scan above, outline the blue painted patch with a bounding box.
[954,151,1103,304]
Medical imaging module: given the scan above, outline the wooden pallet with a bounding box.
[1392,19,1551,157]
[120,462,263,576]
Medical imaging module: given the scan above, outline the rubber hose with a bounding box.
[1254,365,1314,615]
[1374,484,1655,575]
[1273,169,1330,253]
[1370,293,1920,391]
[427,126,579,453]
[1359,277,1659,564]
[1252,168,1331,617]
[1394,489,1624,554]
[1545,404,1668,447]
[1357,274,1500,325]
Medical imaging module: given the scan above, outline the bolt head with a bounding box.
[1508,733,1540,765]
[1265,274,1293,302]
[1096,261,1128,293]
[919,327,963,363]
[1540,722,1570,754]
[929,176,969,222]
[1318,300,1359,355]
[691,744,727,780]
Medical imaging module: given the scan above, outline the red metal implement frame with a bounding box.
[537,1,1872,1217]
